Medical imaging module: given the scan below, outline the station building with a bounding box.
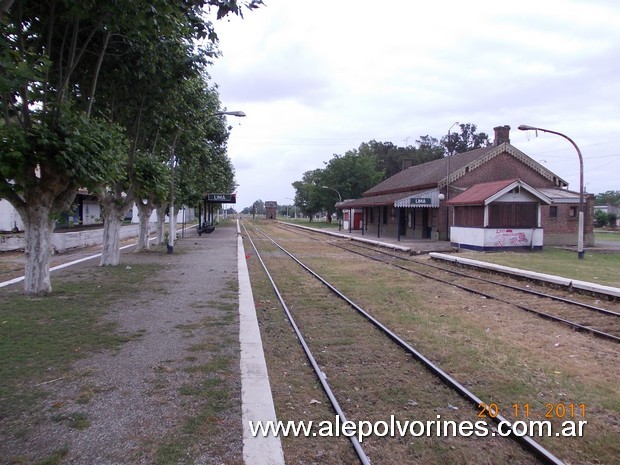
[337,125,594,249]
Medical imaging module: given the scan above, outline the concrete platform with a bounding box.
[237,222,285,464]
[282,221,620,299]
[282,222,456,254]
[0,222,285,465]
[430,252,620,299]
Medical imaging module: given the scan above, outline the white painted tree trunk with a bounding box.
[22,206,55,294]
[155,205,166,245]
[135,201,153,252]
[168,204,175,251]
[99,204,127,266]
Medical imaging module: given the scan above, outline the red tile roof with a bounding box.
[446,179,552,206]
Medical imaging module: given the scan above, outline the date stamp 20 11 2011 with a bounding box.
[478,402,586,419]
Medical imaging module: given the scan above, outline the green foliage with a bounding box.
[0,105,127,203]
[359,139,444,179]
[322,151,384,202]
[291,133,449,217]
[1,0,253,206]
[133,151,170,204]
[291,169,330,219]
[440,123,491,154]
[172,80,236,207]
[0,0,259,292]
[595,190,620,206]
[246,200,265,215]
[594,209,609,227]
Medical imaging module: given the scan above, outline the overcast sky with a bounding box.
[208,0,620,209]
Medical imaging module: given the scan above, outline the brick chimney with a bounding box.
[493,125,511,146]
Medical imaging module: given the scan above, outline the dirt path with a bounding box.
[1,227,243,465]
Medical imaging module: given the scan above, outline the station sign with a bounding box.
[395,189,440,208]
[207,193,236,203]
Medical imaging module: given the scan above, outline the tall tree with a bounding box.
[320,150,384,218]
[132,151,170,251]
[0,0,260,292]
[292,170,325,221]
[0,0,132,293]
[92,35,208,264]
[595,190,620,206]
[357,139,444,179]
[441,123,491,155]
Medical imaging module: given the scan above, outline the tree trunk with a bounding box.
[21,205,56,294]
[0,0,15,22]
[168,203,176,250]
[135,200,153,252]
[99,202,128,266]
[155,204,166,245]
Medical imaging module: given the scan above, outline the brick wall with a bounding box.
[450,152,594,246]
[451,152,553,189]
[360,148,594,246]
[542,195,595,246]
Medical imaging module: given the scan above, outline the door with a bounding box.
[422,209,430,238]
[399,208,407,236]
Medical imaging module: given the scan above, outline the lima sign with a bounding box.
[207,193,236,203]
[410,197,432,205]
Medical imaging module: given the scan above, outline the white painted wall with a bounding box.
[451,227,544,250]
[82,200,101,225]
[0,223,157,253]
[0,199,24,232]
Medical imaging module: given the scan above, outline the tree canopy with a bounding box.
[0,0,260,293]
[595,190,620,206]
[441,123,491,155]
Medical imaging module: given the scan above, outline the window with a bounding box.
[453,206,484,227]
[549,206,558,218]
[488,202,538,228]
[569,206,577,218]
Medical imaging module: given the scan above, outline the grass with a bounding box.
[0,264,158,423]
[51,412,91,430]
[245,221,620,464]
[455,247,620,287]
[595,230,620,242]
[2,237,243,464]
[280,217,340,230]
[154,376,234,463]
[153,308,240,465]
[291,221,620,287]
[35,447,69,465]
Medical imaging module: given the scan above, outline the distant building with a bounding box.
[265,201,277,220]
[337,125,594,248]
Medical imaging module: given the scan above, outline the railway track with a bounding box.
[275,223,620,344]
[243,220,565,465]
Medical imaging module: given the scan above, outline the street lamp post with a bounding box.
[518,124,585,259]
[445,122,459,241]
[286,197,297,219]
[321,186,342,231]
